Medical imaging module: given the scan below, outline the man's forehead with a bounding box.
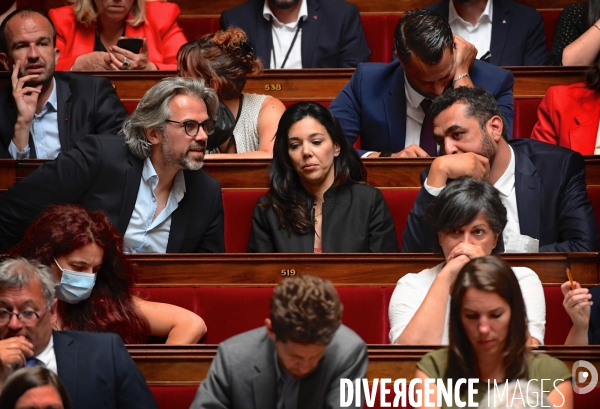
[6,13,53,43]
[0,282,44,304]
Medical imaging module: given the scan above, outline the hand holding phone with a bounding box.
[116,37,144,54]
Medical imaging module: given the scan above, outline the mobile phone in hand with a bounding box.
[116,37,144,54]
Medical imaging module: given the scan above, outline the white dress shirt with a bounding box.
[388,262,546,344]
[9,78,61,159]
[449,0,493,60]
[405,76,429,148]
[263,0,308,69]
[425,146,538,252]
[35,334,58,375]
[124,157,186,253]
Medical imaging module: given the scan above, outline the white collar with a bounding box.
[35,332,54,367]
[493,144,515,197]
[449,0,493,25]
[263,0,308,27]
[143,157,187,200]
[404,73,427,109]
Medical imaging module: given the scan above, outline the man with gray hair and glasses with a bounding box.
[0,258,157,408]
[0,77,224,253]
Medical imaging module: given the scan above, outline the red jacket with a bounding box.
[531,83,600,155]
[49,2,187,71]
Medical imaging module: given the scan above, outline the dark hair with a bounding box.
[585,0,600,28]
[8,205,150,343]
[584,59,600,92]
[447,256,528,393]
[426,177,507,237]
[394,9,454,67]
[177,27,262,101]
[270,274,343,344]
[0,367,71,409]
[0,7,57,54]
[431,86,508,141]
[265,102,366,233]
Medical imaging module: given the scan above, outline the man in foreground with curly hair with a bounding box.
[190,274,368,409]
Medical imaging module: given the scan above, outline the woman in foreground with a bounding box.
[414,256,572,409]
[9,204,206,344]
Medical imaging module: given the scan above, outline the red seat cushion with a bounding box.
[178,16,221,41]
[222,190,267,253]
[381,189,420,250]
[541,10,561,52]
[360,13,402,63]
[544,286,572,345]
[150,386,197,409]
[196,287,273,343]
[338,287,388,344]
[514,98,542,139]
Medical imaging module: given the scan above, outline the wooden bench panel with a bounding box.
[129,344,600,385]
[4,158,600,190]
[128,253,600,287]
[0,67,587,103]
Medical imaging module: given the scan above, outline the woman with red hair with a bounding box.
[9,204,206,344]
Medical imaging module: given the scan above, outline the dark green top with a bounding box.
[417,348,572,409]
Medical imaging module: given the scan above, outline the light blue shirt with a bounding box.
[9,78,61,159]
[123,157,186,253]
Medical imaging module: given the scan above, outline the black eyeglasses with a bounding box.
[0,306,49,326]
[165,119,215,137]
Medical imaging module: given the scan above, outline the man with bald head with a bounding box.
[0,7,126,159]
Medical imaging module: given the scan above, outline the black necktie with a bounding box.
[419,99,438,157]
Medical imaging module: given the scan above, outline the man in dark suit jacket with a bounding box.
[401,86,598,253]
[0,77,224,253]
[220,0,370,68]
[0,258,158,409]
[190,275,368,409]
[425,0,547,66]
[329,9,514,158]
[0,7,127,158]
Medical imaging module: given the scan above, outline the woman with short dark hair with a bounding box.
[389,177,545,345]
[247,102,398,253]
[0,367,71,409]
[414,256,572,409]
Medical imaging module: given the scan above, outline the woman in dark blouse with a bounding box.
[547,1,600,65]
[247,102,399,253]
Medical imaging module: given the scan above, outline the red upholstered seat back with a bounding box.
[544,286,572,345]
[150,386,197,409]
[137,285,570,345]
[541,10,561,52]
[123,101,139,115]
[178,16,221,41]
[338,287,389,343]
[283,101,331,108]
[222,190,267,253]
[380,189,420,250]
[360,13,403,63]
[197,287,273,343]
[514,98,542,139]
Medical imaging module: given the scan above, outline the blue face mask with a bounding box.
[53,258,96,304]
